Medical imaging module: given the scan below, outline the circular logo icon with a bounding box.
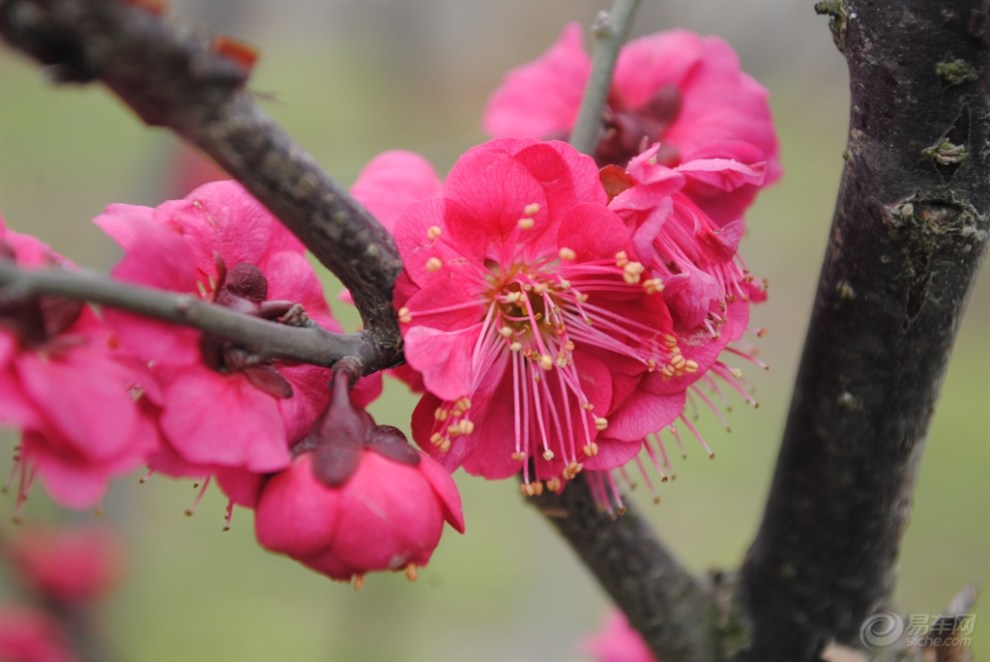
[859,612,904,649]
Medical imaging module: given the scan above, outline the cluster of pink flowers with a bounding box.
[1,181,461,585]
[0,524,124,662]
[350,24,777,509]
[1,19,777,591]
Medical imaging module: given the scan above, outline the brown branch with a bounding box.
[0,0,403,373]
[0,260,375,368]
[529,477,718,662]
[737,2,989,659]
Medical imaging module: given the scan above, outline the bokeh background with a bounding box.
[1,2,987,660]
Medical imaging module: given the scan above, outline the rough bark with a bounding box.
[0,0,403,372]
[738,2,989,660]
[531,476,718,662]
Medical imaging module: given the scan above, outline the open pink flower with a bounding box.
[584,146,768,512]
[93,181,344,504]
[484,23,780,225]
[583,611,657,662]
[0,220,158,509]
[3,525,124,604]
[371,139,695,491]
[255,369,463,585]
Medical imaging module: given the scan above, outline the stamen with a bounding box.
[523,203,541,216]
[517,217,535,230]
[426,226,442,240]
[425,257,442,272]
[559,247,576,261]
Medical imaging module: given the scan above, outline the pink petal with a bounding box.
[351,151,443,233]
[483,22,589,139]
[160,368,290,472]
[403,323,484,402]
[416,451,466,533]
[254,454,340,557]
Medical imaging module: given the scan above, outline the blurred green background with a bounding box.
[1,2,987,660]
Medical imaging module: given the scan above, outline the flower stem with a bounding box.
[569,0,641,154]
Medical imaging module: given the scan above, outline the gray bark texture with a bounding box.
[738,1,989,660]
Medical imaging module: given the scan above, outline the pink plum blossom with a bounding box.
[93,181,350,506]
[0,220,159,510]
[254,368,463,585]
[484,23,780,226]
[583,610,657,662]
[363,138,698,492]
[0,604,76,662]
[3,525,124,604]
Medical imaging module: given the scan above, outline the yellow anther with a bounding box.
[460,420,475,435]
[563,461,584,480]
[426,226,442,240]
[581,402,594,411]
[523,203,541,216]
[564,340,575,352]
[646,358,658,372]
[458,397,472,410]
[352,575,365,591]
[532,283,548,294]
[517,217,535,230]
[531,481,545,496]
[643,278,665,294]
[430,432,443,446]
[623,261,645,285]
[577,293,589,303]
[555,354,569,368]
[684,359,699,373]
[499,326,513,338]
[582,442,600,457]
[671,354,686,368]
[398,307,412,323]
[539,354,554,371]
[511,451,527,462]
[434,407,448,421]
[439,440,451,453]
[504,291,522,304]
[615,251,629,267]
[730,367,744,379]
[542,449,555,462]
[559,247,576,261]
[664,333,679,346]
[661,366,675,379]
[594,417,608,431]
[405,564,418,582]
[546,477,562,492]
[510,341,522,352]
[425,257,442,272]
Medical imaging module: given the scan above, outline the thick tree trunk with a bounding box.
[738,2,989,659]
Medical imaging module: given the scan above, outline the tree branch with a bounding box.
[569,0,641,154]
[738,2,989,659]
[530,476,718,662]
[0,0,403,373]
[0,260,376,369]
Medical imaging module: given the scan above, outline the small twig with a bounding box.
[0,261,376,370]
[530,477,716,662]
[569,0,641,154]
[0,0,404,371]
